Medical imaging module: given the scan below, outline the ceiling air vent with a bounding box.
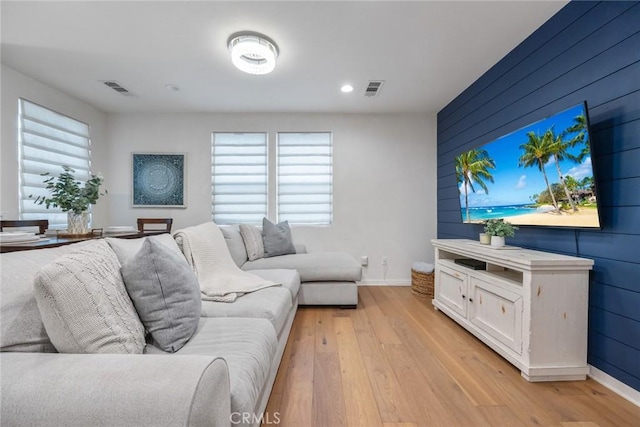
[364,80,384,97]
[101,80,135,96]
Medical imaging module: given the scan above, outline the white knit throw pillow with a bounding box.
[239,224,264,261]
[34,239,145,354]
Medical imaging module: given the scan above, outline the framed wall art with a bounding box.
[132,153,186,208]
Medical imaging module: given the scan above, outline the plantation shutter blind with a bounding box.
[18,99,91,228]
[211,133,268,224]
[277,132,333,225]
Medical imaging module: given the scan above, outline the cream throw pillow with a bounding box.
[106,234,183,265]
[34,239,145,354]
[239,224,264,261]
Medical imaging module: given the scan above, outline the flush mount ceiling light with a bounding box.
[228,32,279,75]
[341,84,354,93]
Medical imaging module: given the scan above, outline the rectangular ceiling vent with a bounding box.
[101,80,135,96]
[365,80,384,97]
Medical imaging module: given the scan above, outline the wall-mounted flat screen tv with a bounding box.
[456,102,600,228]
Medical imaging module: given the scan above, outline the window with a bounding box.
[211,133,268,224]
[277,132,332,225]
[18,99,91,228]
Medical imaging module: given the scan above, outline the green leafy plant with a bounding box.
[483,218,518,237]
[31,166,107,214]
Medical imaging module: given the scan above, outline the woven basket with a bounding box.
[411,268,435,299]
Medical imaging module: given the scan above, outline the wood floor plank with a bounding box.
[313,352,348,427]
[350,306,416,423]
[543,393,639,427]
[263,287,640,427]
[577,380,640,423]
[387,316,492,427]
[559,422,600,427]
[476,405,527,427]
[359,287,402,345]
[277,310,315,427]
[383,343,462,426]
[314,307,338,354]
[381,288,501,408]
[334,316,384,427]
[382,423,418,427]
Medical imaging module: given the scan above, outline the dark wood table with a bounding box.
[0,231,167,253]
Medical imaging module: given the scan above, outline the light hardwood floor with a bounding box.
[263,286,640,427]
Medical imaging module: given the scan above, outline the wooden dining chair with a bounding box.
[1,219,49,235]
[136,218,173,233]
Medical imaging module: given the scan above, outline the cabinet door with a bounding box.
[469,276,523,354]
[436,264,468,317]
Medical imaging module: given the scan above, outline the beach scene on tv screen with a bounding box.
[456,103,600,228]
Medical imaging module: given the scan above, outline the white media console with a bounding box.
[431,239,593,382]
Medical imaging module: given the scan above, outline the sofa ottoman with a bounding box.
[221,225,362,307]
[242,253,360,307]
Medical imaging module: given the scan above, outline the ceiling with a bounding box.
[1,1,567,114]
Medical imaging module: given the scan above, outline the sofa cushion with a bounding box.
[220,225,248,267]
[262,218,296,258]
[106,234,183,265]
[0,242,94,352]
[200,286,292,336]
[249,269,301,304]
[239,224,263,261]
[147,317,277,418]
[33,239,146,354]
[121,239,201,352]
[243,252,362,282]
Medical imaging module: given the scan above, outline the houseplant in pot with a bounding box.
[483,218,518,247]
[32,165,106,235]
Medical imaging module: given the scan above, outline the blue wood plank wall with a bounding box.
[436,1,640,392]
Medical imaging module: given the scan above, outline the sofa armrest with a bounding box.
[294,243,307,254]
[1,352,230,427]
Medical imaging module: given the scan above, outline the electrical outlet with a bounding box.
[360,256,369,267]
[382,257,388,266]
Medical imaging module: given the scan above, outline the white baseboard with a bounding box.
[357,280,410,286]
[588,365,640,407]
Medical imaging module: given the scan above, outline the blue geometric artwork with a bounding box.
[132,153,186,207]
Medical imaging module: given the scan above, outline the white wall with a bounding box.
[1,65,109,225]
[107,113,437,283]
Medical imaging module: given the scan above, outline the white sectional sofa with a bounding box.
[0,223,362,426]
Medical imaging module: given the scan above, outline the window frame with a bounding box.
[18,98,92,229]
[276,131,333,226]
[211,132,269,225]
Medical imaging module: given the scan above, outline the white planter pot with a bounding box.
[67,211,90,235]
[490,236,505,247]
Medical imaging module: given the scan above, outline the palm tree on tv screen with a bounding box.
[565,114,589,161]
[518,130,559,212]
[549,128,580,212]
[455,149,495,222]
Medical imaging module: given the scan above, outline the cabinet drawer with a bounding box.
[469,276,523,354]
[435,263,468,317]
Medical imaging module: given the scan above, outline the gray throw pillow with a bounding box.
[239,224,264,261]
[33,240,145,354]
[262,218,296,258]
[121,238,201,353]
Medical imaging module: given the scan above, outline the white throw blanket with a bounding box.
[174,222,279,302]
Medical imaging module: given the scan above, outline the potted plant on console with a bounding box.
[483,218,518,247]
[32,165,106,236]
